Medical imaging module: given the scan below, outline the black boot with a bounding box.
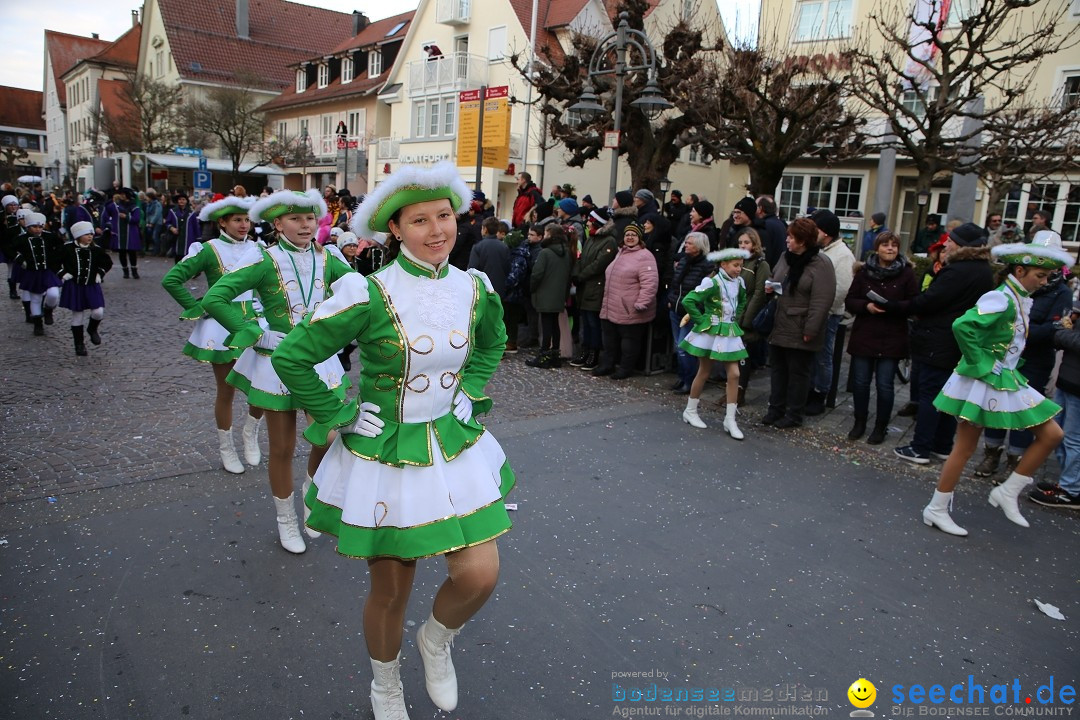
[43,307,54,325]
[804,390,826,417]
[22,301,31,323]
[866,421,888,445]
[568,350,589,367]
[87,318,102,345]
[581,349,599,371]
[7,280,16,299]
[32,316,44,336]
[848,416,867,441]
[131,267,139,279]
[72,326,88,356]
[122,267,130,279]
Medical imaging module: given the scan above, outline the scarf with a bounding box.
[784,244,821,294]
[863,252,907,281]
[691,217,714,234]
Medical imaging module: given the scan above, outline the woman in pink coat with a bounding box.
[593,222,659,379]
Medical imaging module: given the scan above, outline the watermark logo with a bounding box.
[847,679,877,718]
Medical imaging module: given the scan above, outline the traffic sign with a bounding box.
[175,147,203,157]
[131,156,145,173]
[193,170,212,190]
[198,157,207,171]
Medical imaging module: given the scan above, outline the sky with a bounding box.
[1,0,760,92]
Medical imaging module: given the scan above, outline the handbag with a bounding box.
[752,297,777,336]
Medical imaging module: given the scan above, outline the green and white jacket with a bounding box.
[161,234,262,322]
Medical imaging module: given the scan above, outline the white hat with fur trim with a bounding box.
[993,232,1073,270]
[71,221,95,239]
[708,248,751,263]
[198,196,255,222]
[16,208,30,221]
[337,231,359,249]
[350,161,470,237]
[26,212,46,227]
[249,189,327,223]
[2,195,17,208]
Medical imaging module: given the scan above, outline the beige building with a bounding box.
[0,87,49,183]
[752,0,1080,249]
[366,0,731,218]
[260,11,414,193]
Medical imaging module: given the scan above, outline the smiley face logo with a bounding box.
[848,678,877,709]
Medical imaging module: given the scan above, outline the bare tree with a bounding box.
[686,40,868,197]
[263,132,317,168]
[184,78,269,184]
[92,72,185,153]
[850,0,1080,194]
[0,144,30,182]
[509,0,723,194]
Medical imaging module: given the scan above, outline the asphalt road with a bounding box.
[1,257,1076,720]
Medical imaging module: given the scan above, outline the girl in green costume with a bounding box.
[922,235,1071,536]
[272,163,513,720]
[202,189,353,555]
[161,196,264,475]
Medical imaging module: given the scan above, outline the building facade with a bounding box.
[42,31,112,184]
[0,87,49,183]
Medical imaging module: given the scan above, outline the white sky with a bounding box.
[2,0,760,92]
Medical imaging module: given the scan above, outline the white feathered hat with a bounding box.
[993,231,1073,270]
[249,188,327,223]
[708,248,751,263]
[198,195,255,222]
[350,161,470,237]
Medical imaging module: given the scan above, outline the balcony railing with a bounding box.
[376,137,401,159]
[436,0,470,25]
[408,52,488,97]
[305,134,368,160]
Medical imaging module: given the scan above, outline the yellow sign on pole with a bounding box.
[456,89,482,166]
[481,86,510,150]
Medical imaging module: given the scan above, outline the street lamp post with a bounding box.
[659,176,672,205]
[569,11,672,204]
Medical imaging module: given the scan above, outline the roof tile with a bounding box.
[44,31,112,105]
[0,86,46,130]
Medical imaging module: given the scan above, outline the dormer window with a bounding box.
[368,50,383,77]
[342,57,354,83]
[317,63,329,88]
[296,68,307,92]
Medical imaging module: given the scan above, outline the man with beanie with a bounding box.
[556,197,585,247]
[805,209,855,416]
[612,190,638,240]
[860,212,888,260]
[912,214,941,254]
[725,197,759,250]
[894,222,995,464]
[665,190,688,229]
[633,188,659,216]
[754,196,788,269]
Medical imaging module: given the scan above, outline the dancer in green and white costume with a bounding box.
[922,234,1071,536]
[202,189,353,555]
[680,248,749,439]
[273,163,513,720]
[161,196,265,476]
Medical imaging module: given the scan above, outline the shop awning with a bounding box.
[145,153,285,176]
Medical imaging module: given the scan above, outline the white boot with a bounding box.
[241,414,262,465]
[922,490,968,537]
[217,428,244,474]
[417,613,461,711]
[988,471,1032,528]
[682,398,707,429]
[301,475,321,539]
[273,494,306,554]
[370,655,411,720]
[723,403,744,440]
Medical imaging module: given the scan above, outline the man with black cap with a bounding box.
[611,190,638,240]
[894,222,995,464]
[688,198,718,251]
[805,209,855,416]
[664,190,688,229]
[859,212,888,261]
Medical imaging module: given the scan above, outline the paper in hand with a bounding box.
[866,290,889,305]
[765,280,784,296]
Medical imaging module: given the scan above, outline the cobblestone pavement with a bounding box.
[1,255,1059,504]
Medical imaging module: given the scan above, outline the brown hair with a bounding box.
[738,228,764,257]
[787,217,817,249]
[873,229,901,251]
[482,216,501,235]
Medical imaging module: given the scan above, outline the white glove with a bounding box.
[255,329,286,351]
[991,360,1004,375]
[352,402,385,437]
[61,273,73,281]
[710,314,721,326]
[452,393,474,423]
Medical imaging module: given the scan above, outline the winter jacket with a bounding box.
[450,216,482,270]
[512,182,544,228]
[611,206,638,241]
[468,235,511,297]
[756,214,788,270]
[573,226,618,312]
[692,218,720,252]
[722,222,756,251]
[906,246,995,370]
[642,214,673,291]
[1021,277,1075,382]
[504,242,531,304]
[666,252,714,311]
[844,259,918,359]
[530,241,573,313]
[821,239,856,315]
[768,251,836,352]
[1054,321,1080,399]
[735,255,771,342]
[601,244,658,325]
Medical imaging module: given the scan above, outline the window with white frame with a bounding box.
[488,26,507,62]
[299,118,309,138]
[321,114,333,141]
[277,121,287,140]
[793,0,852,41]
[317,63,329,88]
[341,57,354,83]
[429,100,441,136]
[296,69,307,92]
[348,110,362,137]
[778,173,863,219]
[1063,73,1080,108]
[946,0,978,26]
[414,102,426,137]
[1003,181,1080,245]
[369,50,383,77]
[443,99,455,135]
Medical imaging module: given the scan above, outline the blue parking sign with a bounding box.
[194,170,212,190]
